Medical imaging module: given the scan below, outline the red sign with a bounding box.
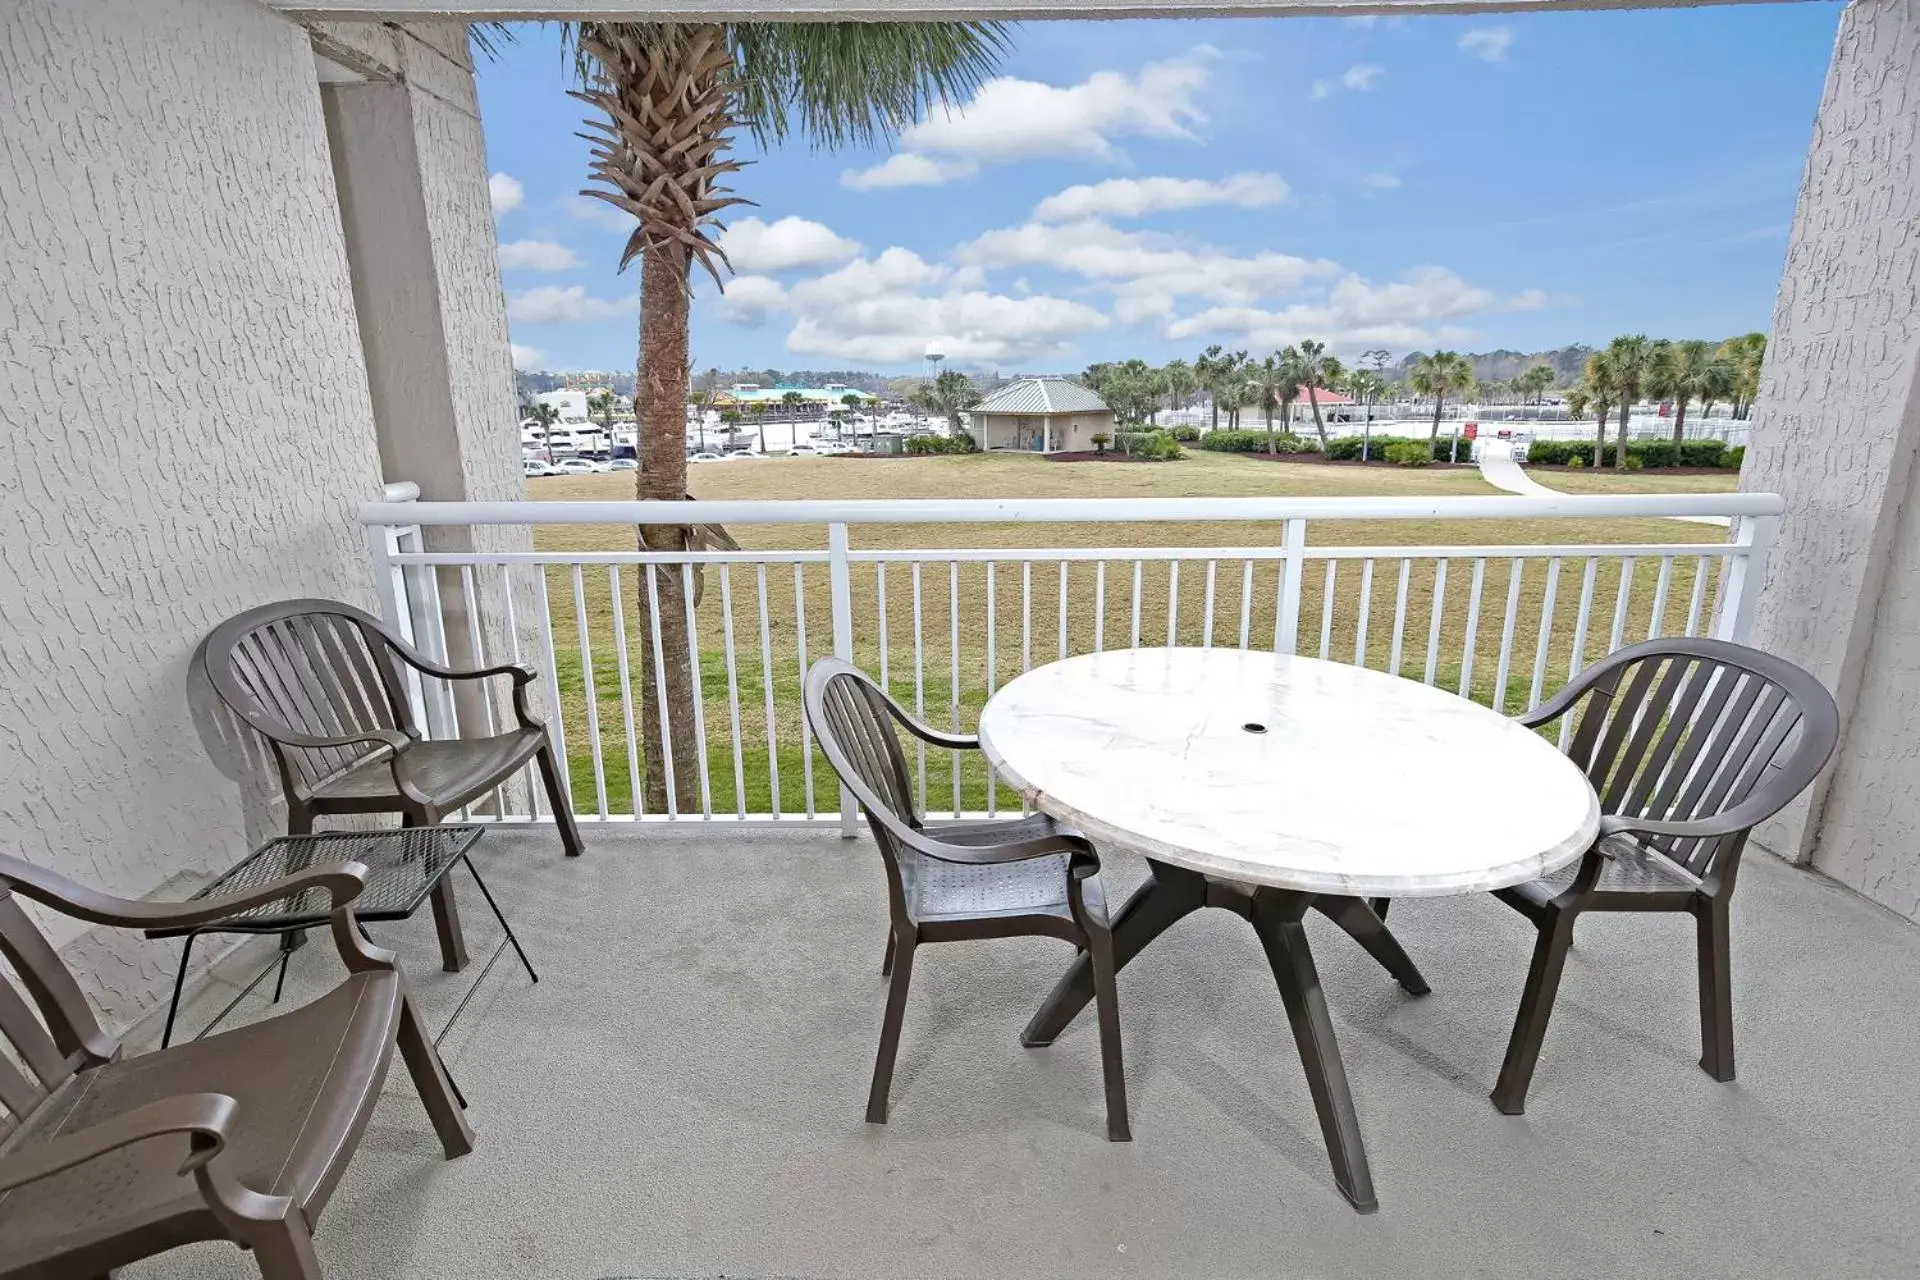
[1463,422,1479,440]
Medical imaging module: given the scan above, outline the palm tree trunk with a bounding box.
[1615,400,1631,470]
[1308,386,1329,452]
[635,245,701,815]
[1209,387,1218,431]
[1430,394,1444,441]
[1671,396,1688,451]
[1264,398,1276,455]
[1593,413,1606,468]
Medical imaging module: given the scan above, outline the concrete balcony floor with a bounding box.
[126,824,1920,1280]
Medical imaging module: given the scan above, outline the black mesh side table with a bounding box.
[148,825,536,1048]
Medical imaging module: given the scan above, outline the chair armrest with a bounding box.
[877,697,978,752]
[0,1093,237,1193]
[904,826,1095,867]
[0,857,368,933]
[385,637,537,686]
[1599,803,1766,843]
[268,726,413,754]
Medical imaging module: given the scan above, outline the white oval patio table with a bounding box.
[977,647,1599,1214]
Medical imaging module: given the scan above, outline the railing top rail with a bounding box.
[362,492,1783,528]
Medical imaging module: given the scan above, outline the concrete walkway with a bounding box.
[1476,438,1730,528]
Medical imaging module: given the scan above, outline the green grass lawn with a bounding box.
[504,452,1740,818]
[1526,468,1742,495]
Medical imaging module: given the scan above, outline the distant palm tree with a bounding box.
[1408,351,1475,441]
[1648,339,1731,450]
[1603,334,1653,469]
[1343,368,1385,460]
[1195,346,1226,430]
[913,368,980,437]
[1272,349,1307,445]
[1295,339,1343,453]
[1717,331,1767,419]
[1516,363,1555,406]
[779,390,807,427]
[527,401,562,462]
[563,19,1005,812]
[1577,350,1621,467]
[840,391,865,445]
[1160,359,1197,413]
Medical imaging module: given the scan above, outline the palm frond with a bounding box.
[469,21,516,63]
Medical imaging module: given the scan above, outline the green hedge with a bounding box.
[1114,429,1183,461]
[905,433,979,455]
[1324,434,1462,462]
[1169,424,1201,442]
[1525,438,1736,468]
[1198,428,1314,454]
[1384,440,1431,467]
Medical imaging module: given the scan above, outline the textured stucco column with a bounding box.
[1743,0,1920,919]
[318,21,542,717]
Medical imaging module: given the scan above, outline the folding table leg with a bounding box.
[430,877,470,973]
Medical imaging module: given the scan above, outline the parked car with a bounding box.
[788,443,821,456]
[609,457,638,471]
[523,458,558,477]
[688,451,724,463]
[552,457,603,475]
[721,449,757,461]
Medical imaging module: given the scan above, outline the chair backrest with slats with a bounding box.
[202,600,418,800]
[0,889,107,1144]
[804,660,924,880]
[1546,638,1838,882]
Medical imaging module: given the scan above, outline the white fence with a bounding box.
[362,490,1781,831]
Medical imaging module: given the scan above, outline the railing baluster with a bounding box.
[1609,557,1637,655]
[949,560,962,818]
[1492,558,1525,715]
[912,562,927,811]
[1094,561,1107,653]
[533,566,571,814]
[500,564,542,820]
[1130,560,1143,648]
[756,564,781,818]
[1423,559,1448,686]
[876,563,890,692]
[1685,554,1711,636]
[1203,560,1218,649]
[1565,558,1600,749]
[1166,561,1181,646]
[571,564,607,820]
[608,566,642,818]
[642,565,677,819]
[1276,518,1307,655]
[985,561,998,816]
[794,563,815,819]
[1529,558,1562,712]
[719,565,746,818]
[1318,562,1336,660]
[1022,561,1032,673]
[1648,556,1675,640]
[1460,558,1487,699]
[1353,559,1374,667]
[678,564,712,818]
[1239,559,1254,650]
[1058,561,1070,659]
[1387,559,1410,677]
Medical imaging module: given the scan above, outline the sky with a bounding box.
[476,7,1843,377]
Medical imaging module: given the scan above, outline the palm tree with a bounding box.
[564,21,1003,810]
[1271,349,1307,446]
[1195,345,1225,430]
[527,401,561,462]
[1160,359,1197,414]
[1295,339,1344,453]
[913,368,980,437]
[779,389,807,430]
[1516,362,1555,406]
[1604,334,1652,469]
[1647,338,1730,450]
[1717,331,1767,419]
[588,388,616,441]
[1577,350,1620,467]
[1343,368,1385,461]
[1407,350,1475,441]
[840,391,865,445]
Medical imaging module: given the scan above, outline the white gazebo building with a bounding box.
[966,378,1117,454]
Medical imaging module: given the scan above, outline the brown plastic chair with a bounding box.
[201,599,583,856]
[803,658,1130,1142]
[1488,637,1839,1114]
[0,855,472,1279]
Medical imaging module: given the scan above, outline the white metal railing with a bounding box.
[361,489,1782,831]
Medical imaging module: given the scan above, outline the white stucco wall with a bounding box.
[1743,0,1920,920]
[0,0,384,1023]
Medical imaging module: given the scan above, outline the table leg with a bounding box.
[430,876,469,973]
[1251,889,1378,1214]
[1022,858,1206,1047]
[1311,896,1431,995]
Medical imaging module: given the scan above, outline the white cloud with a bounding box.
[788,247,948,309]
[1460,27,1514,62]
[1033,172,1290,222]
[497,239,583,271]
[1363,172,1403,190]
[562,195,633,231]
[961,219,1339,313]
[488,173,524,216]
[717,274,788,324]
[899,48,1216,165]
[1163,266,1499,352]
[1311,80,1332,101]
[716,216,861,272]
[840,153,980,190]
[1507,288,1555,310]
[506,285,632,324]
[510,343,544,371]
[1342,64,1386,91]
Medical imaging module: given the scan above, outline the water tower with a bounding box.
[922,341,945,431]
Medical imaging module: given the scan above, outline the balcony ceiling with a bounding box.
[269,0,1795,20]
